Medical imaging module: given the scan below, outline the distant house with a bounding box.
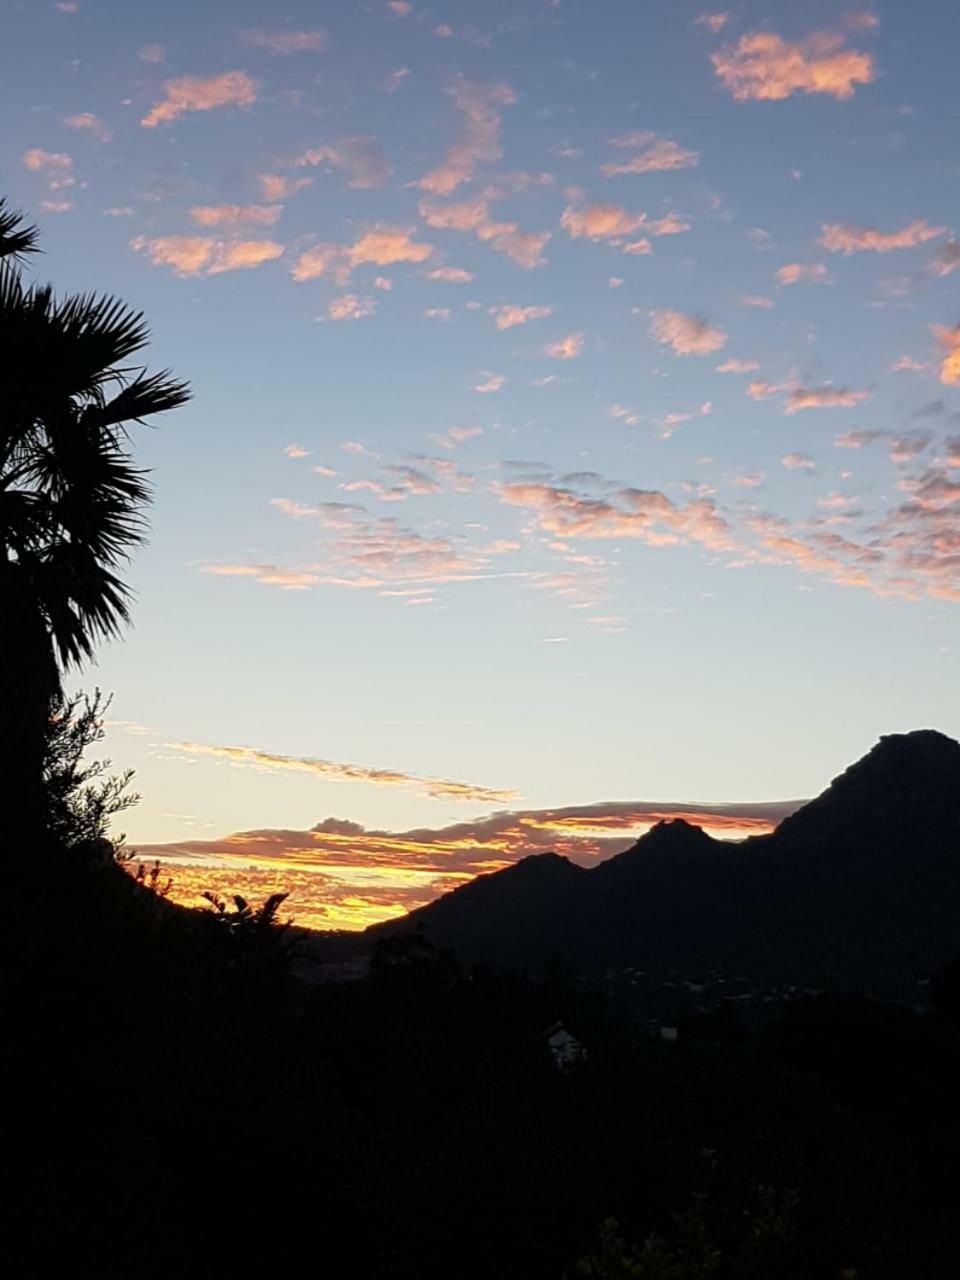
[542,1021,587,1071]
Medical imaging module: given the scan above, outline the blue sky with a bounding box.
[5,1,959,927]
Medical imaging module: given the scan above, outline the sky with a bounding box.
[5,0,959,930]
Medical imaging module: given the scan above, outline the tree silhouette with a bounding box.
[0,198,189,850]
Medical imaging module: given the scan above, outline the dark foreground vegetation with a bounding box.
[4,198,960,1276]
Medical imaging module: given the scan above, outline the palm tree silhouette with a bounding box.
[0,199,190,850]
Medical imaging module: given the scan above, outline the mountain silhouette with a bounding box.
[363,732,960,998]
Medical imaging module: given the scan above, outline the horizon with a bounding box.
[4,0,958,930]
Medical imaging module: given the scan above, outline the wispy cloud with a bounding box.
[777,262,829,285]
[64,112,112,142]
[819,219,946,254]
[166,741,517,803]
[544,332,584,360]
[489,304,553,330]
[141,71,258,128]
[417,77,516,195]
[291,226,435,282]
[132,235,283,276]
[240,29,327,55]
[189,203,282,228]
[601,131,699,177]
[420,194,551,268]
[327,294,377,321]
[712,28,876,101]
[257,173,312,201]
[561,202,647,242]
[294,136,392,188]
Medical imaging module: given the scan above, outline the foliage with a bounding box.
[43,687,138,859]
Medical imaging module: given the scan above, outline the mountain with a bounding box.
[363,732,960,998]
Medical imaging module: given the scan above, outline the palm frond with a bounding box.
[0,198,40,261]
[83,369,192,432]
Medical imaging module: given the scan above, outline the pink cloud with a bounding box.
[426,266,474,283]
[781,453,817,470]
[141,71,258,128]
[696,12,730,33]
[561,202,647,241]
[544,332,584,360]
[295,136,392,189]
[777,262,829,285]
[131,235,283,276]
[712,28,876,101]
[417,77,516,196]
[819,219,946,254]
[785,385,871,414]
[489,304,553,330]
[22,149,74,190]
[649,309,728,356]
[420,196,550,268]
[716,358,759,373]
[64,112,112,141]
[291,226,434,283]
[257,173,312,201]
[933,324,960,386]
[931,241,960,278]
[475,372,505,393]
[240,29,327,55]
[327,294,377,321]
[601,132,699,177]
[738,294,775,309]
[190,203,282,228]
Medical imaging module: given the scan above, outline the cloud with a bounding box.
[64,112,112,142]
[132,235,283,276]
[933,325,960,386]
[40,200,73,213]
[649,212,691,237]
[166,741,516,803]
[716,358,759,373]
[931,241,960,278]
[738,294,775,309]
[138,43,165,64]
[544,332,584,360]
[475,372,505,393]
[295,136,392,188]
[135,795,804,930]
[291,226,435,283]
[601,131,699,177]
[328,294,376,321]
[257,173,312,201]
[389,1,413,14]
[420,195,550,269]
[777,262,829,285]
[426,266,474,283]
[240,29,327,55]
[417,77,516,195]
[141,71,258,128]
[891,355,927,373]
[561,202,647,242]
[785,385,871,414]
[819,219,946,254]
[834,428,885,449]
[696,13,730,33]
[189,203,282,228]
[649,309,727,356]
[489,303,553,330]
[22,149,74,191]
[430,425,484,449]
[285,444,309,458]
[712,28,876,101]
[781,453,816,470]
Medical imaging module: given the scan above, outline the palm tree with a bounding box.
[0,199,190,851]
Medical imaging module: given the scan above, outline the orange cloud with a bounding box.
[141,71,258,128]
[64,112,112,141]
[240,29,327,54]
[190,203,282,228]
[295,136,392,188]
[601,132,699,177]
[777,262,829,285]
[649,309,727,356]
[291,227,434,283]
[561,202,647,241]
[712,29,876,101]
[786,385,871,413]
[933,325,960,386]
[819,219,946,254]
[544,332,584,360]
[417,77,516,195]
[327,294,376,321]
[22,148,74,190]
[257,173,312,201]
[420,195,550,268]
[489,304,553,330]
[131,235,282,276]
[166,741,516,803]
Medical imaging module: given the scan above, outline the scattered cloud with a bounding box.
[931,241,960,278]
[257,173,312,201]
[285,444,309,459]
[933,324,960,386]
[777,262,829,286]
[786,385,871,414]
[420,194,550,268]
[430,425,484,449]
[141,71,258,128]
[295,136,392,188]
[544,332,584,360]
[489,303,553,330]
[712,28,876,101]
[240,29,327,55]
[190,203,282,228]
[327,294,377,321]
[738,294,775,309]
[716,358,759,373]
[891,355,927,373]
[417,77,516,196]
[64,112,112,142]
[22,148,74,191]
[649,310,727,356]
[601,131,699,177]
[292,226,434,283]
[132,235,283,276]
[426,266,474,283]
[475,372,505,393]
[561,202,647,242]
[138,43,165,64]
[819,219,946,254]
[696,13,730,34]
[781,453,816,470]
